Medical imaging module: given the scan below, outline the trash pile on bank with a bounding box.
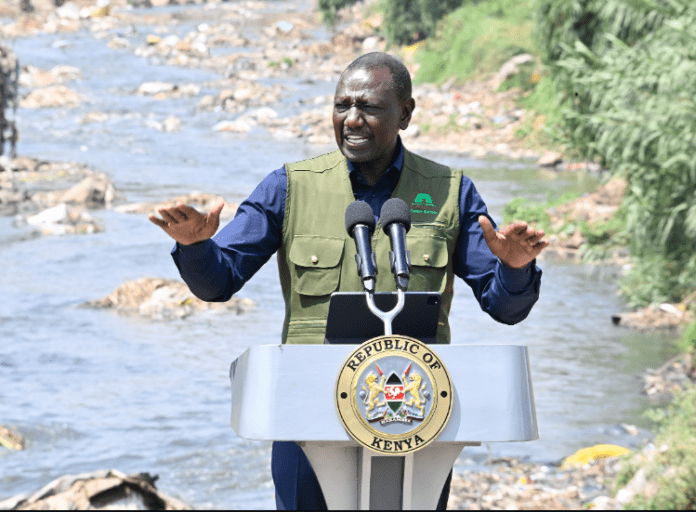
[0,469,190,510]
[84,277,255,319]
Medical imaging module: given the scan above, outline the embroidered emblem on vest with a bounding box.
[411,193,438,216]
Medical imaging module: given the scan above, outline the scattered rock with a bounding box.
[22,202,104,235]
[640,352,695,402]
[448,455,624,510]
[538,150,563,167]
[0,425,25,450]
[0,469,190,510]
[612,304,693,331]
[84,277,255,319]
[20,85,83,108]
[115,191,237,219]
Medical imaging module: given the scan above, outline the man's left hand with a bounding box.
[478,215,549,269]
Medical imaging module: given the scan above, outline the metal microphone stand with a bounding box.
[364,288,405,335]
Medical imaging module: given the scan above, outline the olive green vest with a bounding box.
[278,149,462,344]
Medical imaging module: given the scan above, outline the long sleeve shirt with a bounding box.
[171,143,542,325]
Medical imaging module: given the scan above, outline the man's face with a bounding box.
[333,67,413,169]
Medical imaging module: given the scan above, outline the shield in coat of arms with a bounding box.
[384,372,404,414]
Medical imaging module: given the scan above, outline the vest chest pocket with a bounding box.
[407,235,449,292]
[288,235,345,296]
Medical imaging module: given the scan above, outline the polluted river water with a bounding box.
[0,1,679,508]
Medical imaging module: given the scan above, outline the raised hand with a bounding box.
[478,215,549,269]
[149,202,224,246]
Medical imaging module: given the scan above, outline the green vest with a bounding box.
[278,149,462,345]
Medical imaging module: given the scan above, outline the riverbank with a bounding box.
[1,0,691,509]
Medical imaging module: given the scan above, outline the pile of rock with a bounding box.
[114,191,238,220]
[84,277,255,319]
[640,351,695,403]
[612,303,694,331]
[0,469,190,510]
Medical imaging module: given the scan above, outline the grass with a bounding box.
[413,0,536,85]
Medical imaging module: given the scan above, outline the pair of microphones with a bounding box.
[345,198,412,293]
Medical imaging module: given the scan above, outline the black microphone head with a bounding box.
[345,201,376,237]
[379,198,411,232]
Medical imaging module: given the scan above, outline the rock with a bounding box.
[538,150,563,167]
[0,425,24,450]
[55,1,80,20]
[0,469,190,510]
[23,202,104,236]
[84,277,255,319]
[20,85,82,108]
[491,53,534,90]
[162,115,181,132]
[361,36,384,53]
[212,117,256,132]
[114,192,238,220]
[26,202,68,225]
[136,81,175,95]
[61,175,117,207]
[612,304,693,331]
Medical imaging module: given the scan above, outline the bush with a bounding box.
[383,0,464,45]
[619,387,696,509]
[534,0,696,306]
[317,0,361,26]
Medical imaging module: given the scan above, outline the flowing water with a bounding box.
[0,2,679,508]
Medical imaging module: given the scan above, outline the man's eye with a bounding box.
[364,105,381,113]
[334,104,349,112]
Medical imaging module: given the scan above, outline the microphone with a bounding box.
[345,201,378,292]
[379,198,411,291]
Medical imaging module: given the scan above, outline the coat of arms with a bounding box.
[360,363,431,424]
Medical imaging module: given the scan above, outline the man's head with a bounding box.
[333,52,415,177]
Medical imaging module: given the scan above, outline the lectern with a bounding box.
[229,343,537,509]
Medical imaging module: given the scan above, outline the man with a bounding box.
[150,52,548,509]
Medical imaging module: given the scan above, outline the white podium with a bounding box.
[230,344,537,509]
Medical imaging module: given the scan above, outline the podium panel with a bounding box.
[229,344,537,509]
[230,344,537,442]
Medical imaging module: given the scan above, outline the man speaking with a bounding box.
[150,52,548,509]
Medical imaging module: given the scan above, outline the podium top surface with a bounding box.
[229,344,537,443]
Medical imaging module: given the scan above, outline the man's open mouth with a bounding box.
[344,134,371,147]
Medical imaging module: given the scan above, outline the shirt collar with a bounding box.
[346,136,404,187]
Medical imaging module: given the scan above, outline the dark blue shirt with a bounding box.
[172,143,542,325]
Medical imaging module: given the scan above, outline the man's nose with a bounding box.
[345,106,364,128]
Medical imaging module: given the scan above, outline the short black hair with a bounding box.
[340,52,412,104]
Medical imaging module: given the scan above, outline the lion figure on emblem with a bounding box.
[362,372,386,414]
[403,372,426,415]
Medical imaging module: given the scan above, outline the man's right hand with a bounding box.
[149,202,224,246]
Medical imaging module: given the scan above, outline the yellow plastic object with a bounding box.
[561,444,631,469]
[146,35,161,45]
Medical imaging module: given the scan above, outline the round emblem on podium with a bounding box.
[335,335,453,455]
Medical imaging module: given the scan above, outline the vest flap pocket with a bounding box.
[289,235,345,297]
[407,235,448,268]
[289,235,344,268]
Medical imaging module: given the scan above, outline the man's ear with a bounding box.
[399,98,416,130]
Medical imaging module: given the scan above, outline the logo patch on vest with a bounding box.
[335,335,453,455]
[411,193,439,216]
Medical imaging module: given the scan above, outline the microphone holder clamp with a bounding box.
[364,289,405,336]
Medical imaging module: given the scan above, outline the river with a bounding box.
[0,1,678,509]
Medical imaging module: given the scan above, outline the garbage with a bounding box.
[0,469,190,510]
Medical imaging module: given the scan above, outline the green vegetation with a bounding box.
[535,0,696,307]
[502,191,579,232]
[318,0,463,44]
[414,0,536,84]
[317,0,361,26]
[614,380,696,509]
